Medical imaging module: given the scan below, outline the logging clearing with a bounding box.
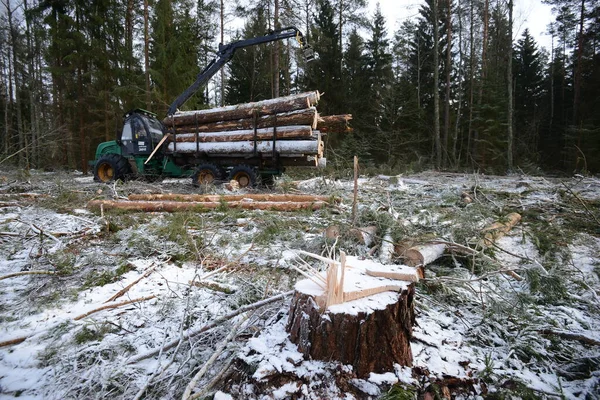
[1,169,599,400]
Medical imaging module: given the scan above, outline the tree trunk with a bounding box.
[7,0,25,168]
[220,0,225,106]
[144,0,151,109]
[507,0,514,171]
[286,284,415,378]
[164,91,320,126]
[467,0,475,165]
[168,108,318,133]
[273,0,280,98]
[443,0,452,168]
[172,125,313,142]
[166,139,321,155]
[433,0,441,169]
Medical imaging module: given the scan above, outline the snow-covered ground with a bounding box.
[0,170,599,399]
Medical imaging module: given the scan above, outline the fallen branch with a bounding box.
[104,265,158,303]
[88,200,328,212]
[182,314,249,400]
[0,270,55,281]
[430,240,523,281]
[0,336,28,348]
[127,290,293,364]
[188,356,235,400]
[74,295,156,321]
[561,181,600,226]
[539,329,600,346]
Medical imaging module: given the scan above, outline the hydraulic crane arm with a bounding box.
[166,26,314,116]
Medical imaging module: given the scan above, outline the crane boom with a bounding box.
[166,26,313,116]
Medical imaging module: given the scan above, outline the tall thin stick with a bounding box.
[352,156,358,225]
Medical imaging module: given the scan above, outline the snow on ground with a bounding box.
[0,170,599,399]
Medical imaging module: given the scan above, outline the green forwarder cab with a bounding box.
[93,109,189,184]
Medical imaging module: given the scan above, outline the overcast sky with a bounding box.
[369,0,555,51]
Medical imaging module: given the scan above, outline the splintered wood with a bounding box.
[287,251,417,377]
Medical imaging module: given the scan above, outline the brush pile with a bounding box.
[162,91,351,166]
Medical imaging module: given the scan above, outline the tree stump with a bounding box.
[286,255,415,378]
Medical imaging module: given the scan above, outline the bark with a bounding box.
[164,91,320,126]
[166,139,321,156]
[479,212,521,248]
[88,200,329,212]
[507,0,514,171]
[128,193,336,203]
[443,0,452,168]
[286,284,414,378]
[573,0,585,126]
[144,0,151,109]
[220,0,225,106]
[433,0,441,169]
[273,0,280,98]
[6,0,25,167]
[173,125,313,143]
[169,108,318,133]
[316,114,353,133]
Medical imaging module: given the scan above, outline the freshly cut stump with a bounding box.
[286,257,415,378]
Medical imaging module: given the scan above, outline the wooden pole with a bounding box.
[352,156,358,226]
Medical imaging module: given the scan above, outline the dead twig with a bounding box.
[182,313,249,400]
[561,181,600,226]
[127,290,293,364]
[73,295,156,321]
[539,329,600,346]
[0,270,55,281]
[104,264,158,303]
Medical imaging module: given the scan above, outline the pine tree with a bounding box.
[514,29,545,161]
[225,8,271,104]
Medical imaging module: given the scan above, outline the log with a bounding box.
[404,243,447,279]
[0,270,56,281]
[286,255,414,378]
[317,114,353,133]
[88,200,329,212]
[479,212,522,247]
[172,125,313,143]
[167,139,321,155]
[0,336,28,348]
[164,91,320,126]
[128,193,337,203]
[168,108,318,133]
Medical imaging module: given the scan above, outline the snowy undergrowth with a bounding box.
[0,170,599,399]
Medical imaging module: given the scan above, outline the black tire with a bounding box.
[192,163,223,187]
[228,165,257,188]
[94,154,131,183]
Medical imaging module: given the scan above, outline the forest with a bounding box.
[0,0,599,175]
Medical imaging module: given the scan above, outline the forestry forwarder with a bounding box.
[92,27,314,187]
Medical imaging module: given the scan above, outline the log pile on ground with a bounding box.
[87,193,339,213]
[163,91,351,165]
[287,251,417,377]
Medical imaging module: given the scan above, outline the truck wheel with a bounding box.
[228,165,257,188]
[192,164,223,186]
[94,154,131,183]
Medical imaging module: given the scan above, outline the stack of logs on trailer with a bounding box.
[162,91,351,168]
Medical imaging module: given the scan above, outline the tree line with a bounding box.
[1,0,599,174]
